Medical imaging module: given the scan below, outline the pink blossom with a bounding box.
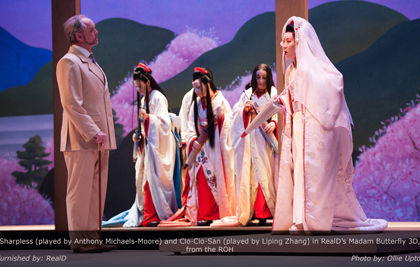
[150,32,217,84]
[111,30,218,136]
[0,156,54,225]
[44,137,54,169]
[353,95,420,221]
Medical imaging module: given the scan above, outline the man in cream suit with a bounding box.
[57,14,116,253]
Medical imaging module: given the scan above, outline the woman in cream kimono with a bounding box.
[178,69,214,205]
[125,63,178,227]
[273,17,387,234]
[184,67,236,226]
[231,64,279,226]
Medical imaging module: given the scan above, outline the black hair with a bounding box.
[192,67,216,148]
[192,67,213,84]
[286,24,295,38]
[245,82,252,90]
[133,65,166,114]
[250,64,275,96]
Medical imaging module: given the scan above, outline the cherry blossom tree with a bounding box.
[353,94,420,221]
[111,30,218,135]
[0,156,54,225]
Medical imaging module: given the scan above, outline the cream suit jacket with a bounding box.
[57,46,116,151]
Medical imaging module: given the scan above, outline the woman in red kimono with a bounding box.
[183,67,237,226]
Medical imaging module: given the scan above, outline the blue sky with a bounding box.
[1,0,419,51]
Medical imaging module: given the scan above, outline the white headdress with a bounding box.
[281,16,353,133]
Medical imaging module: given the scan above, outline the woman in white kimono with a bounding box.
[184,67,236,226]
[272,17,388,234]
[178,69,214,205]
[128,63,178,227]
[231,64,278,226]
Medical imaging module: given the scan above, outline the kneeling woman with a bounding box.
[130,63,178,227]
[184,67,236,226]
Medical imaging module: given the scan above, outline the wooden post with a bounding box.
[275,0,308,150]
[51,0,80,231]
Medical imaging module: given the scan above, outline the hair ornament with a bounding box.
[137,63,151,73]
[193,67,210,83]
[194,67,208,74]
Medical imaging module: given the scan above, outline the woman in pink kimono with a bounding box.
[272,17,388,234]
[184,67,236,226]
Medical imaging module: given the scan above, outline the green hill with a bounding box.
[93,18,176,95]
[310,0,408,64]
[161,12,276,110]
[161,1,408,110]
[0,62,53,116]
[0,18,175,117]
[337,19,420,150]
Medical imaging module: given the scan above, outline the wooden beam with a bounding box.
[51,0,80,231]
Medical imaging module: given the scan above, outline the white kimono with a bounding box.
[179,88,194,144]
[272,16,387,234]
[125,90,177,227]
[231,87,279,225]
[185,91,237,225]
